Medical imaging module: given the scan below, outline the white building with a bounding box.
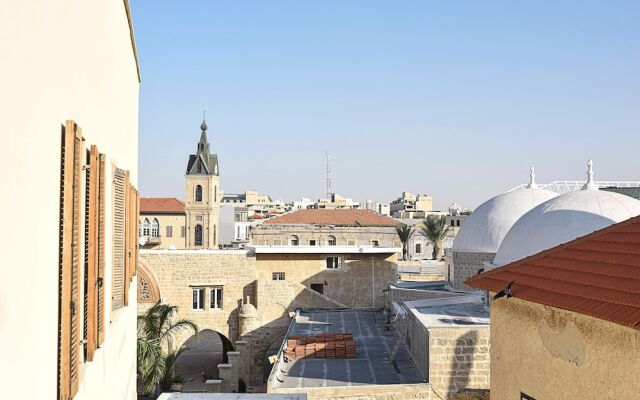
[1,1,140,399]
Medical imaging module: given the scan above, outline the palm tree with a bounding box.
[419,215,449,260]
[395,224,414,261]
[137,302,198,394]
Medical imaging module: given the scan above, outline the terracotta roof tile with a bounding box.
[140,198,185,214]
[264,209,399,227]
[465,215,640,331]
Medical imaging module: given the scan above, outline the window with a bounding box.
[166,226,173,237]
[327,235,337,246]
[326,256,342,269]
[450,220,455,226]
[347,239,356,246]
[151,218,159,237]
[196,215,203,222]
[181,226,186,237]
[273,238,283,246]
[194,224,203,246]
[309,239,316,246]
[210,287,223,309]
[272,272,286,281]
[192,288,205,310]
[195,185,203,202]
[456,219,461,227]
[289,235,299,246]
[371,240,379,247]
[415,243,422,254]
[310,283,324,294]
[142,218,150,236]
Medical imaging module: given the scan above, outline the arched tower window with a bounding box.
[289,235,299,246]
[195,185,203,202]
[151,218,160,238]
[142,218,150,237]
[195,224,203,246]
[327,235,337,246]
[214,185,217,202]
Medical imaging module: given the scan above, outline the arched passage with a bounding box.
[174,329,235,390]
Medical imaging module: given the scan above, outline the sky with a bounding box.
[131,0,640,209]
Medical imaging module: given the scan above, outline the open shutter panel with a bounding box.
[134,189,139,276]
[112,168,126,310]
[58,121,75,400]
[69,126,84,396]
[97,154,106,345]
[123,172,130,307]
[86,146,99,360]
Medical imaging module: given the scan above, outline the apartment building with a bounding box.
[1,1,140,399]
[139,198,187,249]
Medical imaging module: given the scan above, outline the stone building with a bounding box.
[185,118,222,248]
[139,198,187,249]
[466,215,640,400]
[251,208,401,247]
[139,241,401,391]
[390,192,433,218]
[1,1,141,399]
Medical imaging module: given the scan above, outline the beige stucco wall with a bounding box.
[489,296,640,400]
[139,213,188,249]
[0,0,139,398]
[256,252,398,308]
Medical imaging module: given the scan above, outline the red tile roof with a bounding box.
[264,209,399,227]
[140,198,185,214]
[465,215,640,331]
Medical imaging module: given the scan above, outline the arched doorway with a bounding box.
[174,329,234,391]
[194,224,203,246]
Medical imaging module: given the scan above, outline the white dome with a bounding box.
[494,189,640,266]
[452,187,558,253]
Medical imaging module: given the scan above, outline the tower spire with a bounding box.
[527,165,539,189]
[200,109,208,132]
[582,160,598,190]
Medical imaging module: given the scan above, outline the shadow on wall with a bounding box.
[446,330,489,400]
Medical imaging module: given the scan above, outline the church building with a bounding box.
[139,117,221,249]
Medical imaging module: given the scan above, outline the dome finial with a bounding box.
[200,109,208,131]
[527,165,539,189]
[582,159,598,190]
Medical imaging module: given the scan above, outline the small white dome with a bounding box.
[452,186,558,253]
[494,189,640,266]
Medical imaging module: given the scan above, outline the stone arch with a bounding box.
[174,329,235,386]
[137,262,161,304]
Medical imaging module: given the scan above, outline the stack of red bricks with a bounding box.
[284,333,356,360]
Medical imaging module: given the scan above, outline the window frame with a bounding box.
[210,287,223,310]
[195,184,203,202]
[327,235,337,246]
[289,235,299,246]
[272,272,286,281]
[326,256,342,269]
[166,225,173,238]
[192,288,205,311]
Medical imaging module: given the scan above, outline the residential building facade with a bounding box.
[1,2,140,399]
[139,198,187,249]
[390,192,433,218]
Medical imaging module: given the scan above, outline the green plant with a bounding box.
[395,224,414,261]
[173,375,185,384]
[419,215,450,260]
[137,302,198,395]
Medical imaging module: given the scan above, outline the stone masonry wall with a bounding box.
[450,251,495,291]
[427,327,490,399]
[252,225,400,248]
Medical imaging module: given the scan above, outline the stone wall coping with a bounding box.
[226,351,241,356]
[205,379,222,384]
[217,364,233,369]
[249,245,401,254]
[141,249,250,255]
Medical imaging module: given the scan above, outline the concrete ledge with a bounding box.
[217,364,233,369]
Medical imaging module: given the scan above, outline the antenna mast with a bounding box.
[325,150,332,199]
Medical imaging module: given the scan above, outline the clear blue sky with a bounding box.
[131,0,640,209]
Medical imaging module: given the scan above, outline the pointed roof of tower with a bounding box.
[186,114,219,176]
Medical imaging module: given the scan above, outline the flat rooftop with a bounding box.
[158,395,306,400]
[270,309,424,389]
[405,295,490,329]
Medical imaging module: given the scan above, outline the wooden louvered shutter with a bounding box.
[123,172,131,306]
[58,121,74,400]
[112,168,126,310]
[85,145,99,361]
[70,125,83,395]
[58,121,84,399]
[97,154,106,344]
